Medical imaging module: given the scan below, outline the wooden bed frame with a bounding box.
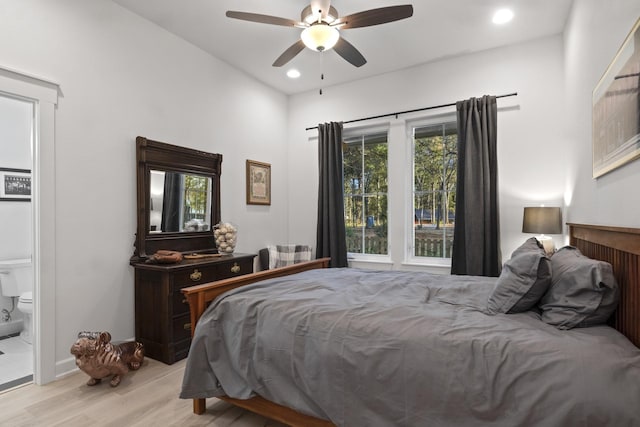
[182,257,334,426]
[181,223,640,426]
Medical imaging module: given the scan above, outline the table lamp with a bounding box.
[522,206,562,255]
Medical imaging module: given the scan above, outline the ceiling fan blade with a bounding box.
[309,0,332,20]
[272,40,306,67]
[226,11,301,27]
[333,5,413,29]
[334,37,367,67]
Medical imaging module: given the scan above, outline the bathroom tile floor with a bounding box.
[0,335,32,392]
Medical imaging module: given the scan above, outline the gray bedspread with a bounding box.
[180,268,640,426]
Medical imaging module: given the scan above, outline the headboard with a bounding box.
[568,223,640,348]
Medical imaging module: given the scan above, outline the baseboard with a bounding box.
[55,356,78,379]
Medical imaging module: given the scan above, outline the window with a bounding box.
[412,121,457,259]
[340,120,457,263]
[343,131,388,256]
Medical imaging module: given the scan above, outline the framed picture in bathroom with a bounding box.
[0,168,31,201]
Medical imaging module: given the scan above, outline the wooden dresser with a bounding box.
[131,253,255,364]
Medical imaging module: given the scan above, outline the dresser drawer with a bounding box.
[173,313,192,343]
[171,266,217,315]
[172,265,218,289]
[171,259,253,315]
[215,259,253,280]
[172,290,190,316]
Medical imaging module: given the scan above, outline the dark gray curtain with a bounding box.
[316,122,348,268]
[451,96,501,276]
[161,172,181,232]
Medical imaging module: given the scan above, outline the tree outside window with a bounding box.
[413,122,457,258]
[343,132,388,255]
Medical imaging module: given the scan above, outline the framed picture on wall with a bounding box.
[0,168,31,201]
[246,160,271,205]
[592,17,640,178]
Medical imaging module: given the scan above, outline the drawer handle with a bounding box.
[230,263,241,274]
[184,322,191,330]
[182,298,188,304]
[190,269,202,281]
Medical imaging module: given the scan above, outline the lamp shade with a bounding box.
[301,24,339,52]
[522,207,562,234]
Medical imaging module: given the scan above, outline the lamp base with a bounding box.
[536,235,555,256]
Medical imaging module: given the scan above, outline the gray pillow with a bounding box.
[486,237,552,314]
[539,246,619,329]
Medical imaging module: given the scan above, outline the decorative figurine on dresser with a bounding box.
[130,137,255,364]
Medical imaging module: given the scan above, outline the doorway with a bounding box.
[0,94,34,391]
[0,66,58,386]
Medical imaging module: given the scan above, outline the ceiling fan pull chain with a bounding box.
[319,51,324,95]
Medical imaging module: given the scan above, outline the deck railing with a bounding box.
[346,234,453,258]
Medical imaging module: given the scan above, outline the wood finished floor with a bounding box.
[0,358,287,426]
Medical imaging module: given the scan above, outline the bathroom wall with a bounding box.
[0,94,32,333]
[0,95,32,260]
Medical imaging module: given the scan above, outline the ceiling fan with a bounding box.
[226,1,414,68]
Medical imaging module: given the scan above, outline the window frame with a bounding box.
[342,124,391,262]
[405,113,458,267]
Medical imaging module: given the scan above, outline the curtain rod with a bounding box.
[305,92,518,131]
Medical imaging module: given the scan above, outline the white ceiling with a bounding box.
[112,0,574,95]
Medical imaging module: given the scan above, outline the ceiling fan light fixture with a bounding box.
[301,24,339,52]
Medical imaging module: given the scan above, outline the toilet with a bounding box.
[0,259,33,343]
[17,291,33,343]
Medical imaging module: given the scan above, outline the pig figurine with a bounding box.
[70,331,144,387]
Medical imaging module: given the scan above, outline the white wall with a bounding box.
[0,0,289,375]
[564,0,640,227]
[287,35,567,271]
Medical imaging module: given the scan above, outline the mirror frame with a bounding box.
[131,136,222,262]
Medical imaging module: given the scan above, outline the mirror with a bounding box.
[131,137,222,262]
[149,170,212,233]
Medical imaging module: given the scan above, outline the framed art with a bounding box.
[0,168,31,201]
[592,17,640,178]
[246,160,271,205]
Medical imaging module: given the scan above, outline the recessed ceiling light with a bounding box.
[492,8,514,25]
[287,69,301,79]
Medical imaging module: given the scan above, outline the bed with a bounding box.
[180,223,640,426]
